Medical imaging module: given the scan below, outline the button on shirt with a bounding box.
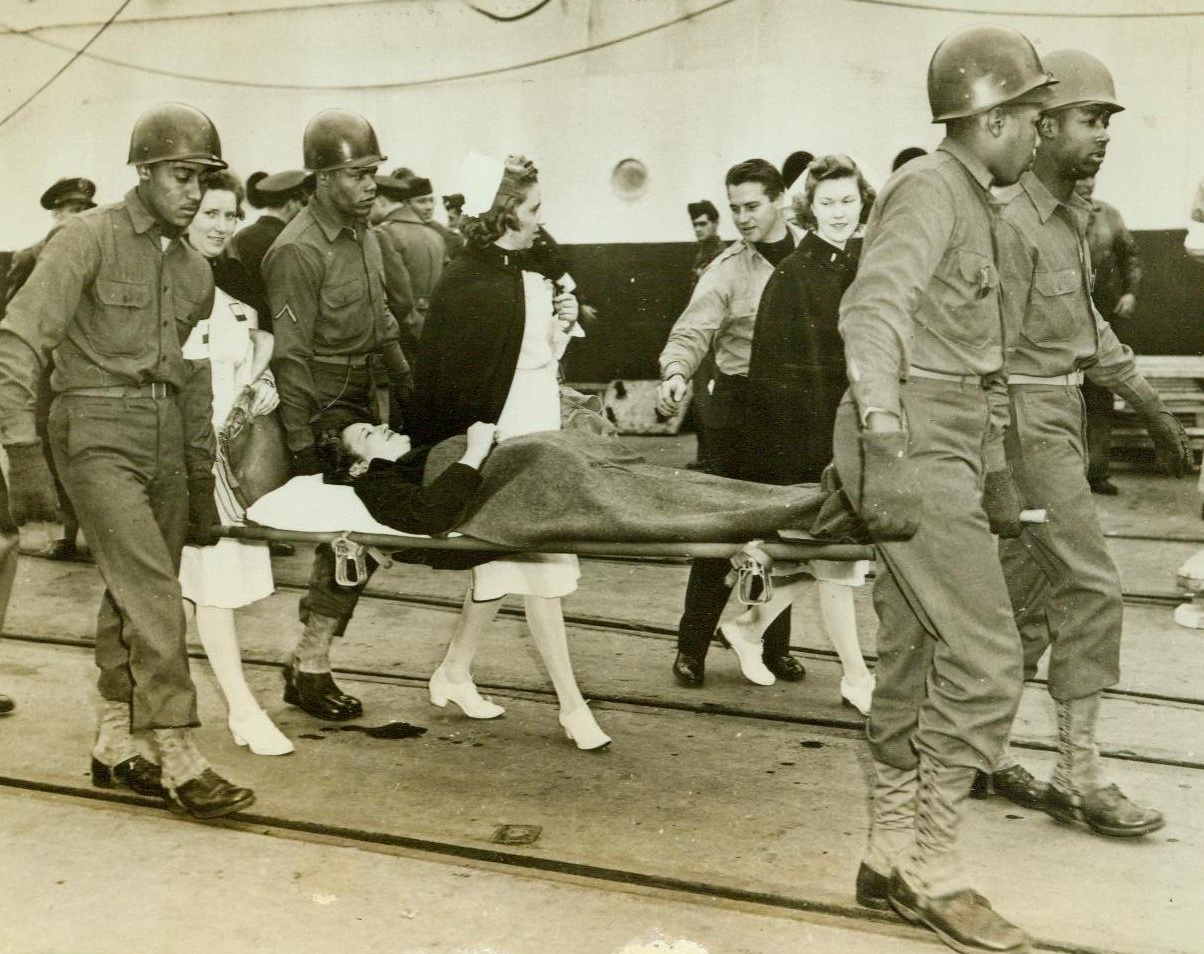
[659,223,804,382]
[263,191,405,451]
[839,139,1007,422]
[0,188,215,456]
[995,172,1150,404]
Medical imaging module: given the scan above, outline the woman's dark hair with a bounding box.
[312,407,364,484]
[200,168,246,219]
[461,155,539,249]
[246,170,307,210]
[792,154,876,231]
[724,159,784,200]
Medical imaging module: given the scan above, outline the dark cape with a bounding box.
[211,253,269,331]
[410,242,525,447]
[745,231,860,485]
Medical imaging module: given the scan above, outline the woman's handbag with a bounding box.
[215,385,291,518]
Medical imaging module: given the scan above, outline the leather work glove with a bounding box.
[186,474,222,547]
[858,430,922,541]
[1133,397,1193,478]
[4,441,59,525]
[982,466,1024,538]
[291,446,323,477]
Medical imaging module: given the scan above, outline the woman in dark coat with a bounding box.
[730,155,879,715]
[410,154,611,750]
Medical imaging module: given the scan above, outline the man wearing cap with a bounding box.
[835,26,1053,953]
[230,169,310,319]
[264,108,411,722]
[3,177,99,561]
[442,193,466,242]
[976,50,1190,839]
[372,168,448,355]
[0,102,254,819]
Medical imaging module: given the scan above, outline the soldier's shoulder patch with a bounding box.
[275,304,298,325]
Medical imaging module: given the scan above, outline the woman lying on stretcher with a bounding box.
[316,418,498,535]
[314,413,873,719]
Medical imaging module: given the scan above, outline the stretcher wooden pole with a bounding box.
[215,525,875,563]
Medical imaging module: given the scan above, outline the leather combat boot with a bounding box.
[969,765,1049,810]
[1044,783,1164,837]
[889,872,1031,954]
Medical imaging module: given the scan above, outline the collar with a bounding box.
[800,229,855,265]
[938,137,994,192]
[124,187,160,236]
[309,192,361,242]
[473,242,522,271]
[1019,172,1091,231]
[386,206,425,226]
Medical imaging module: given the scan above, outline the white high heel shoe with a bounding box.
[718,623,776,686]
[228,709,294,756]
[428,666,505,719]
[559,703,611,751]
[840,673,875,718]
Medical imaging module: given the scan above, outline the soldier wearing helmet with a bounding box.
[978,50,1189,840]
[0,102,255,819]
[263,108,412,723]
[834,26,1053,952]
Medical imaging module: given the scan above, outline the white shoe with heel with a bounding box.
[228,709,294,756]
[559,703,611,751]
[429,665,505,719]
[718,623,777,686]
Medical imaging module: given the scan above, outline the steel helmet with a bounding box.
[302,109,386,173]
[1040,49,1124,114]
[928,26,1056,123]
[127,103,225,168]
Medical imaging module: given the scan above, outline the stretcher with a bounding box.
[212,474,876,590]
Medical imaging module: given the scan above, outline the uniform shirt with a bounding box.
[375,207,447,305]
[0,187,215,472]
[690,235,726,285]
[263,191,405,452]
[995,172,1152,405]
[1084,198,1140,318]
[659,223,804,381]
[839,138,1006,423]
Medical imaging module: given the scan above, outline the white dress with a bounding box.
[471,270,580,601]
[178,285,275,609]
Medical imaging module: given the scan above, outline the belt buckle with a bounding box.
[149,382,168,399]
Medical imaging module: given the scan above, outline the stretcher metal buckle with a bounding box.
[728,542,774,606]
[332,532,367,587]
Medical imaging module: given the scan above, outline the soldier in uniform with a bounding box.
[834,27,1054,953]
[974,50,1191,838]
[0,103,254,818]
[5,177,99,561]
[371,168,449,356]
[264,108,411,721]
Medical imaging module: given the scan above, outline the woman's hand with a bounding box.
[553,292,579,332]
[249,374,280,416]
[460,421,498,470]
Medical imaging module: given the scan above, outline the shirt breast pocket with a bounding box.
[1023,267,1081,344]
[926,247,998,350]
[91,279,152,356]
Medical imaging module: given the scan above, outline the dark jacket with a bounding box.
[745,230,860,484]
[411,243,525,447]
[352,455,481,535]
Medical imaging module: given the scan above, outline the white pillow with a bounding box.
[246,474,430,538]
